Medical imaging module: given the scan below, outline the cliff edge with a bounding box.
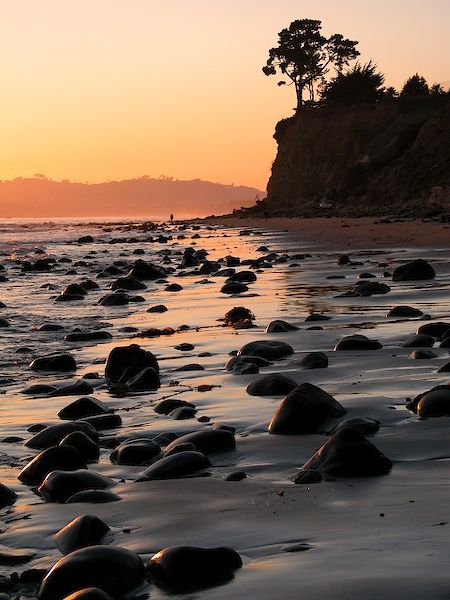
[265,97,450,216]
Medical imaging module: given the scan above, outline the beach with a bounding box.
[205,216,450,250]
[0,218,450,599]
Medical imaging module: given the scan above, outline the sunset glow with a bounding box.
[0,0,448,194]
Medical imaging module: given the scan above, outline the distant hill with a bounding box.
[0,176,263,218]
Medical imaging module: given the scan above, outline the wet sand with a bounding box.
[204,216,450,250]
[0,219,450,599]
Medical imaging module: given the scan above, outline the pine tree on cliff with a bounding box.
[322,61,385,105]
[400,74,429,97]
[263,19,359,113]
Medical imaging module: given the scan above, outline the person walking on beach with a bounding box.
[170,213,174,223]
[264,207,269,222]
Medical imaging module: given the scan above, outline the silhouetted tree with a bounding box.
[384,86,398,99]
[430,83,446,96]
[263,19,359,112]
[321,61,385,105]
[400,73,429,97]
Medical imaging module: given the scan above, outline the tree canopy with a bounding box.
[322,61,385,105]
[400,74,429,97]
[263,19,359,112]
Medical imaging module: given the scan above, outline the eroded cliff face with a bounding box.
[266,97,450,216]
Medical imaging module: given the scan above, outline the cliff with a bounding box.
[265,97,450,216]
[0,177,262,219]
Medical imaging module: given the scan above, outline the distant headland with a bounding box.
[0,176,263,219]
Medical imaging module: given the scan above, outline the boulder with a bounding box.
[27,422,98,450]
[139,451,210,481]
[402,334,435,347]
[407,385,450,417]
[0,482,17,508]
[392,259,435,281]
[53,515,110,555]
[58,398,111,421]
[296,427,392,480]
[238,340,294,360]
[334,335,382,351]
[105,344,159,383]
[110,439,161,466]
[295,352,328,369]
[269,383,346,434]
[387,306,424,317]
[59,432,100,462]
[38,470,114,503]
[18,446,87,486]
[164,429,235,455]
[266,320,299,333]
[246,374,297,396]
[38,546,145,600]
[417,322,450,339]
[148,546,242,592]
[30,354,76,372]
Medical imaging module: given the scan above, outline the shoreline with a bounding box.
[202,216,450,250]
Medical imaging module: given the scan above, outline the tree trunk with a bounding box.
[295,81,303,113]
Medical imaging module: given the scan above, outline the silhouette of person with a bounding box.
[264,208,269,222]
[170,213,174,223]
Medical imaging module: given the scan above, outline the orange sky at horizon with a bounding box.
[0,0,449,192]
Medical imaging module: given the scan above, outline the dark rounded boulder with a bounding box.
[18,446,87,486]
[392,259,435,281]
[226,270,257,283]
[416,322,450,340]
[27,422,98,450]
[238,340,294,360]
[269,383,346,435]
[154,399,196,415]
[147,304,168,313]
[139,451,210,481]
[38,545,145,600]
[329,417,380,436]
[58,398,111,421]
[334,335,382,351]
[110,277,146,291]
[148,545,242,592]
[123,367,160,391]
[402,334,435,348]
[127,261,165,280]
[105,344,159,383]
[297,427,392,480]
[30,354,76,372]
[164,429,235,455]
[170,406,197,420]
[80,414,122,431]
[265,320,299,333]
[220,281,248,294]
[295,352,328,369]
[59,432,100,462]
[65,331,112,343]
[246,373,297,396]
[53,515,110,555]
[110,439,161,466]
[99,293,129,306]
[305,313,331,322]
[407,385,450,418]
[38,470,114,503]
[0,482,17,508]
[387,306,423,318]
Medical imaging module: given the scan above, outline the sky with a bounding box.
[0,0,448,191]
